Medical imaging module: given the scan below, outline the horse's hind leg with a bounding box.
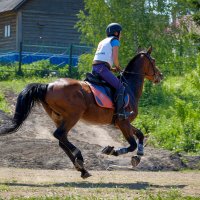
[53,121,91,179]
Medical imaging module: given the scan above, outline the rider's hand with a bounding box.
[111,66,122,73]
[111,67,118,72]
[115,66,122,72]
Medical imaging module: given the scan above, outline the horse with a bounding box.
[0,46,163,179]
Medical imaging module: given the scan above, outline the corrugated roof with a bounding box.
[0,0,27,13]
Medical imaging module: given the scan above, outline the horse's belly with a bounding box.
[81,105,114,125]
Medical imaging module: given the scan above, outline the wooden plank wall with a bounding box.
[20,0,84,46]
[0,12,17,52]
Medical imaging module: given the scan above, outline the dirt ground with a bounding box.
[0,92,199,198]
[0,168,199,199]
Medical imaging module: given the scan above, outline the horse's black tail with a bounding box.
[0,83,48,135]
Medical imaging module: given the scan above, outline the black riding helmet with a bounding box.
[106,23,122,38]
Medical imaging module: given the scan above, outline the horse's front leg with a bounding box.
[131,125,144,156]
[53,122,91,179]
[102,120,137,156]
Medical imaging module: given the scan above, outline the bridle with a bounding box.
[122,52,158,82]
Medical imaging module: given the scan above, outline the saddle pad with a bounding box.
[86,82,129,109]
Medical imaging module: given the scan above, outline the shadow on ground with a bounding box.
[1,181,187,190]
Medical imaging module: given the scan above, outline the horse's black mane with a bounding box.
[125,51,147,71]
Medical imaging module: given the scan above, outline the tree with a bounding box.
[185,0,200,25]
[176,0,200,45]
[76,0,197,68]
[187,0,200,45]
[77,1,182,65]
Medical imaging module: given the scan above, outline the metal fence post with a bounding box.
[69,44,73,77]
[17,41,23,76]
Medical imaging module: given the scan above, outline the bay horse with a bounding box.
[0,47,163,178]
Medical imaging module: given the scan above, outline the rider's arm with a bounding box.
[111,39,122,72]
[113,46,120,69]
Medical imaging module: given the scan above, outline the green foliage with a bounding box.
[189,56,200,90]
[75,0,199,93]
[0,77,58,94]
[193,12,200,25]
[76,0,111,46]
[0,91,11,113]
[0,60,70,81]
[77,53,94,80]
[135,55,200,153]
[77,0,183,66]
[0,64,17,80]
[22,60,69,78]
[178,0,200,45]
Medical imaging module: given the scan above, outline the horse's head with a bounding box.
[142,46,163,84]
[124,46,163,84]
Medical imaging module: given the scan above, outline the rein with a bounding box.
[122,70,146,76]
[122,52,157,81]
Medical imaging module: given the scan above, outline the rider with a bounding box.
[92,23,133,120]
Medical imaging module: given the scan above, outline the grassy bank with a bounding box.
[0,90,10,113]
[0,77,57,113]
[0,77,57,93]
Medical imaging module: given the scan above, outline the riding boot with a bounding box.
[115,86,133,120]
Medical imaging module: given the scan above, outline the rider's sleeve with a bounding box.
[111,39,120,47]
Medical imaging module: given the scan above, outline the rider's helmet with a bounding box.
[106,23,122,38]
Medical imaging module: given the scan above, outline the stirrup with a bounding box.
[117,111,134,120]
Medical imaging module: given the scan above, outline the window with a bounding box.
[4,25,11,37]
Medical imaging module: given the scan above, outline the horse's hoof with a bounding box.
[102,146,115,155]
[131,155,141,167]
[81,171,92,179]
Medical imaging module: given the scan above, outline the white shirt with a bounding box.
[93,36,117,67]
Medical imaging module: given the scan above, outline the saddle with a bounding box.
[85,73,129,109]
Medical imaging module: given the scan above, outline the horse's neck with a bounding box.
[125,74,144,103]
[124,59,145,104]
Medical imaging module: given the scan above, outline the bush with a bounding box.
[0,60,71,81]
[134,58,200,153]
[77,53,94,80]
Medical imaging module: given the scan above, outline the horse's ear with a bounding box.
[136,46,143,53]
[147,46,153,54]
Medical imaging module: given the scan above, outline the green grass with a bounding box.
[0,90,11,113]
[0,77,57,93]
[7,190,200,200]
[141,190,200,200]
[134,66,200,154]
[0,77,57,113]
[0,183,10,192]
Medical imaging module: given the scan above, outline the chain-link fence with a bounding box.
[0,43,93,78]
[0,42,199,79]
